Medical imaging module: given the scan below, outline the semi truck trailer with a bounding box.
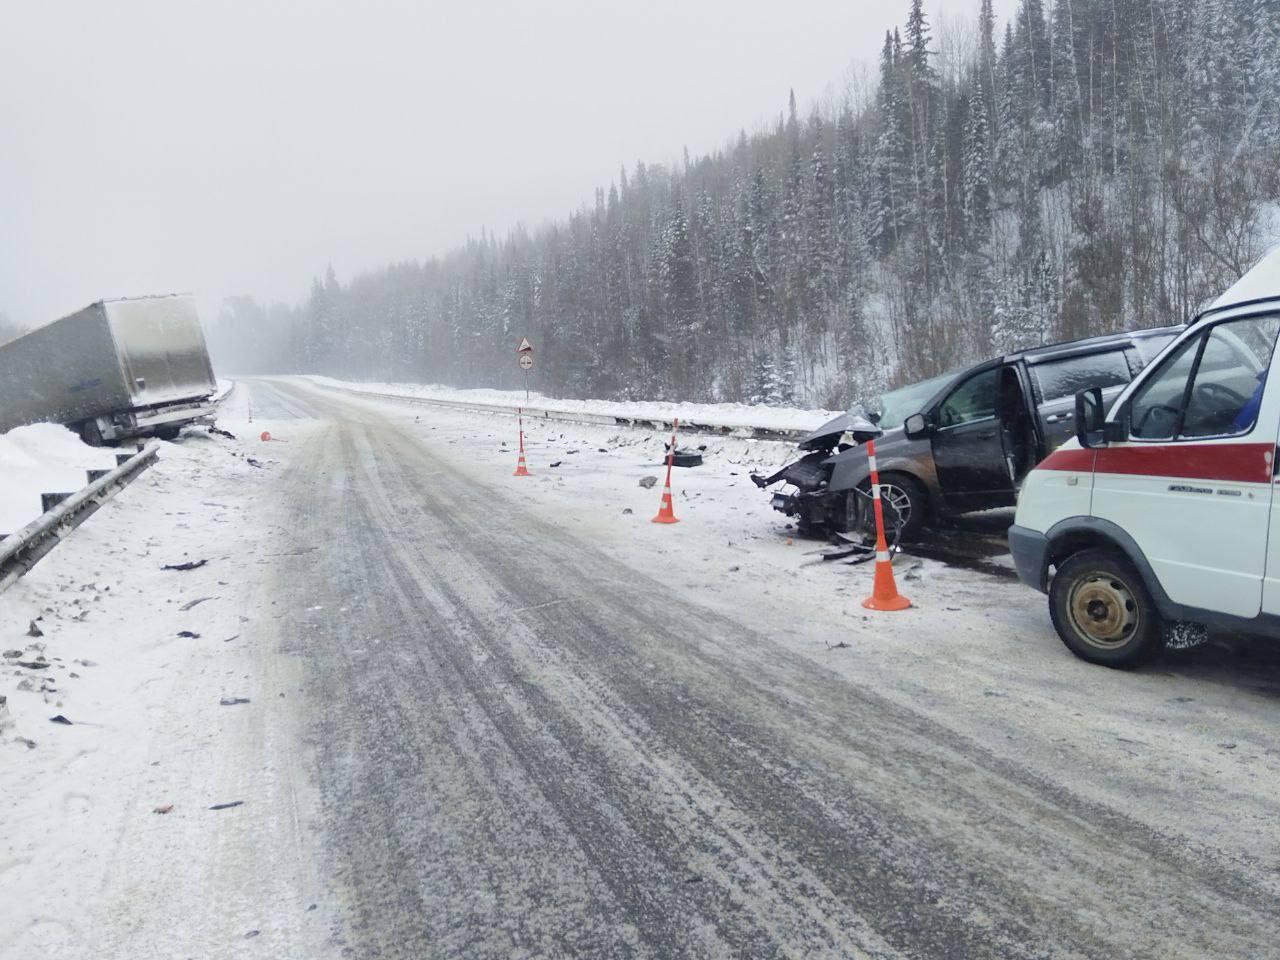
[0,294,219,444]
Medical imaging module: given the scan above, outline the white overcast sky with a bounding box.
[0,0,1017,327]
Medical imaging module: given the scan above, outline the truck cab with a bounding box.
[1010,249,1280,666]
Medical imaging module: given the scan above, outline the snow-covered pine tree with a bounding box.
[962,89,993,246]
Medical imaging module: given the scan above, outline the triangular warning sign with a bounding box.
[517,337,534,353]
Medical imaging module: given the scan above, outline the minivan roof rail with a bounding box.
[1010,324,1181,362]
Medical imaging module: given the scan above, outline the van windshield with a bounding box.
[856,371,957,430]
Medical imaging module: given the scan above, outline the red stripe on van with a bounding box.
[1039,448,1095,472]
[1039,442,1272,483]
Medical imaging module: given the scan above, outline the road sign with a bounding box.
[518,353,533,370]
[517,337,534,353]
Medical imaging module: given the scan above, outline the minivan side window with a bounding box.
[1030,350,1131,404]
[1128,314,1280,440]
[1131,331,1181,366]
[937,368,1000,428]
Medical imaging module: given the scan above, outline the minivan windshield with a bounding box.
[855,371,957,430]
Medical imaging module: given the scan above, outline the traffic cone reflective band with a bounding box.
[652,417,680,524]
[513,407,531,477]
[861,438,910,611]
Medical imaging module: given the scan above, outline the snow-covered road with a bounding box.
[5,376,1280,958]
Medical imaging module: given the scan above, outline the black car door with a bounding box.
[930,365,1014,512]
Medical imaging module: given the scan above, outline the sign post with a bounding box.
[516,337,534,403]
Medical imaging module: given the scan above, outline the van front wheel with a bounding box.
[1049,549,1163,668]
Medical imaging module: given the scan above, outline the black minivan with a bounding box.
[755,326,1182,538]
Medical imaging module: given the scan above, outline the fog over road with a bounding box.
[217,378,1279,959]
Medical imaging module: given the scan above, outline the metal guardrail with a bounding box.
[312,381,814,443]
[0,444,160,593]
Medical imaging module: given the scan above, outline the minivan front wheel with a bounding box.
[847,474,927,542]
[1049,549,1163,668]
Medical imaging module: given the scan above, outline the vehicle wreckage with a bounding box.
[753,325,1181,541]
[751,412,908,539]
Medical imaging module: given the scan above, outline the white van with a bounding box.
[1010,248,1280,666]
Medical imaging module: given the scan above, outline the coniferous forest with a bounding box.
[208,0,1280,408]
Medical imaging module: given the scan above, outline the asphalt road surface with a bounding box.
[238,379,1279,959]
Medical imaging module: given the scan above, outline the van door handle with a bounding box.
[1045,412,1073,424]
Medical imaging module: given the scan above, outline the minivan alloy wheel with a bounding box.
[877,482,914,527]
[847,474,926,541]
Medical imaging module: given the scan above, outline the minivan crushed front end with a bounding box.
[752,412,916,536]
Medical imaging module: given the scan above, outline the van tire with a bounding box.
[1049,549,1163,668]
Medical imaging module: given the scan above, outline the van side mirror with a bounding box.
[1075,387,1107,448]
[903,413,930,439]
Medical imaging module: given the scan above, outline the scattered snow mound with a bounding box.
[0,423,119,535]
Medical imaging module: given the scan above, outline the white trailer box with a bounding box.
[0,295,218,442]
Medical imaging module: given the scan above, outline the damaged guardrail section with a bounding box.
[0,444,159,593]
[315,382,812,443]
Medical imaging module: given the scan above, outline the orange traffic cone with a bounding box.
[861,438,910,611]
[652,479,678,524]
[652,418,680,524]
[513,407,531,476]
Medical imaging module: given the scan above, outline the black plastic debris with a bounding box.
[820,545,866,562]
[49,715,72,725]
[162,559,208,572]
[177,630,201,639]
[209,800,245,810]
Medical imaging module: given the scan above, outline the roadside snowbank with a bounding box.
[0,424,119,536]
[306,375,839,434]
[0,426,309,958]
